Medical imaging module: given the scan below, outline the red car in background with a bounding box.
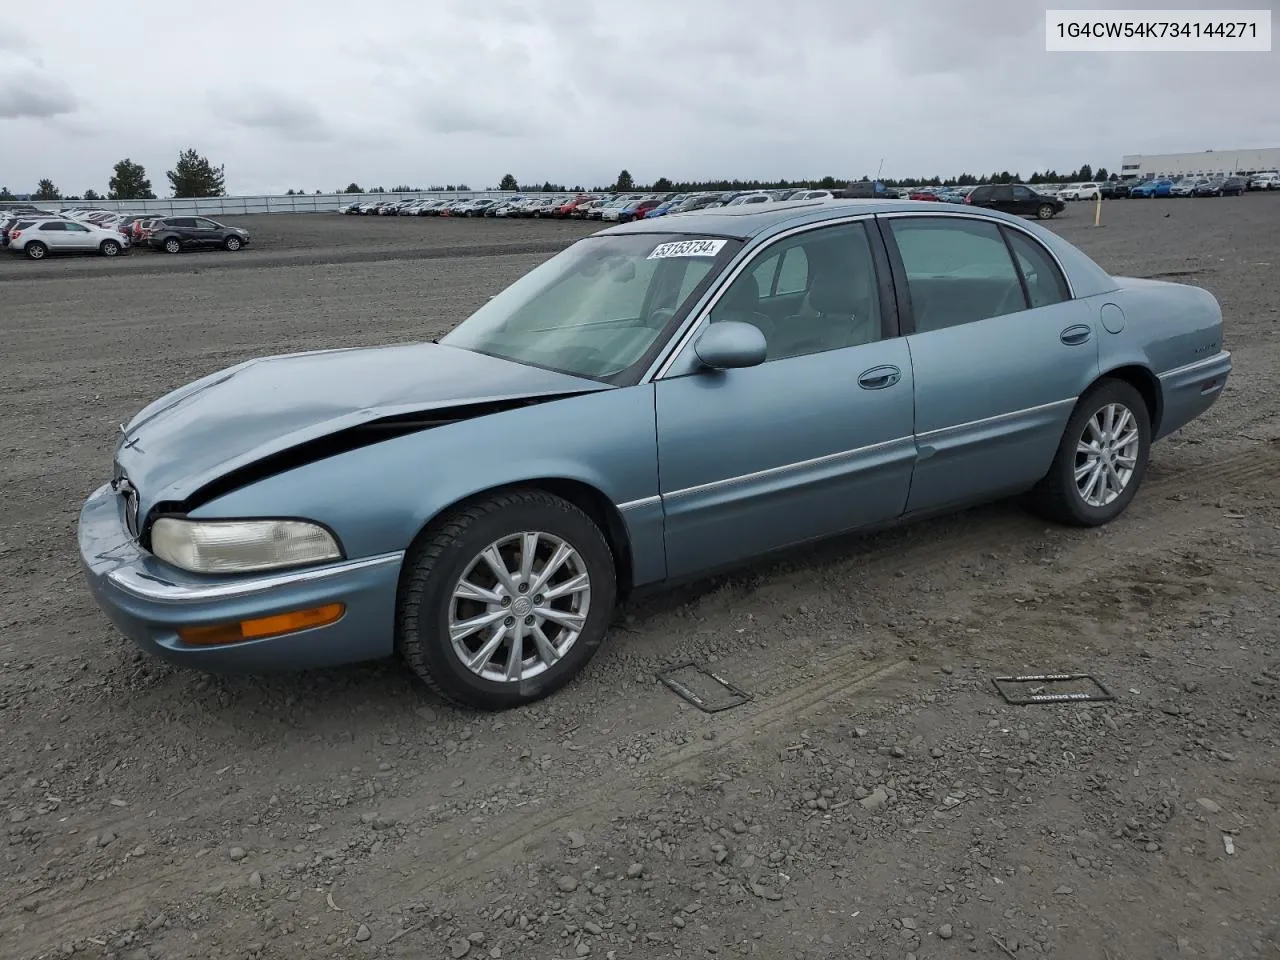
[554,195,597,218]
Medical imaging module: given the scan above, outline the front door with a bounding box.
[192,218,222,246]
[879,214,1100,514]
[63,222,98,250]
[1009,185,1040,215]
[654,218,917,579]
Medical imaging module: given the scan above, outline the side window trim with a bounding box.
[997,226,1033,311]
[874,215,915,336]
[999,225,1072,306]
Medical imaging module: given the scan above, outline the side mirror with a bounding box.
[693,320,767,370]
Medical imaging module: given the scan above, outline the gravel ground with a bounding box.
[3,197,1279,960]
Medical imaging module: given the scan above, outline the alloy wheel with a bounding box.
[1075,402,1140,507]
[448,531,591,683]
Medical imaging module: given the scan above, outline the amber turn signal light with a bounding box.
[177,603,345,646]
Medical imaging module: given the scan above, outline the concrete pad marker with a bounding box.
[658,661,752,713]
[992,673,1115,705]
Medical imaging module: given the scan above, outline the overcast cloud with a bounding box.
[1,0,1276,195]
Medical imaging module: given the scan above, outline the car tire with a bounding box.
[1027,379,1151,528]
[1036,204,1056,220]
[397,488,618,710]
[100,239,121,257]
[25,241,48,261]
[162,237,181,254]
[223,235,243,251]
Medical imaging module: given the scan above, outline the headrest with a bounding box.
[717,270,761,316]
[807,268,864,315]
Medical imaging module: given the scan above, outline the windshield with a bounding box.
[441,232,741,382]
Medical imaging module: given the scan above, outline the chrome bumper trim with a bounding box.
[105,551,405,604]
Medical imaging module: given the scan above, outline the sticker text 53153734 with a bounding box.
[647,238,727,260]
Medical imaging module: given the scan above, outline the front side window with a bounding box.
[888,217,1026,333]
[709,221,882,361]
[442,233,740,382]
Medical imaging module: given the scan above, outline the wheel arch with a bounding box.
[404,477,637,600]
[1092,363,1163,434]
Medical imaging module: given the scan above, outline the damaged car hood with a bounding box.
[113,342,606,516]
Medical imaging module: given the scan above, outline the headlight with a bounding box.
[150,518,342,574]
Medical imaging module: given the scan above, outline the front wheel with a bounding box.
[223,235,242,251]
[100,239,121,257]
[1036,204,1055,220]
[397,489,617,710]
[1028,379,1151,527]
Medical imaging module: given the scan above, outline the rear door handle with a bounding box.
[858,365,901,390]
[1060,324,1092,346]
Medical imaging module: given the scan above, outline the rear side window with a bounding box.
[887,217,1025,333]
[39,221,66,231]
[1003,229,1070,308]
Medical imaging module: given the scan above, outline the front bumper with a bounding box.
[77,483,403,673]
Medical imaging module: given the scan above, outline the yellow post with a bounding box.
[1095,189,1102,226]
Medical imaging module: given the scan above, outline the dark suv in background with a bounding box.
[148,216,251,254]
[963,184,1065,220]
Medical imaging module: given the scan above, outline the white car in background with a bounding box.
[8,217,130,260]
[599,199,633,221]
[1058,182,1101,200]
[726,192,775,206]
[1249,171,1279,190]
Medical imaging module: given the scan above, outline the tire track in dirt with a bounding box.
[362,441,1280,903]
[7,442,1276,955]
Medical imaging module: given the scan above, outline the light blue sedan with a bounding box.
[78,199,1231,709]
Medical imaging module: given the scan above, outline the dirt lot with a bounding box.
[3,198,1279,960]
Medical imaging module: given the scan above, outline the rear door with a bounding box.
[986,184,1016,213]
[879,213,1100,514]
[35,221,70,249]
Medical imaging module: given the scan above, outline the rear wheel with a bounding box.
[397,489,617,710]
[162,237,181,254]
[1036,204,1055,220]
[1028,379,1151,527]
[25,241,48,260]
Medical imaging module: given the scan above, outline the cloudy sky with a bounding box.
[1,0,1275,195]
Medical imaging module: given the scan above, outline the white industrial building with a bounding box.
[1119,147,1280,179]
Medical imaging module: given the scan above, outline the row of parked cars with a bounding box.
[341,185,901,223]
[1036,171,1277,200]
[0,204,251,261]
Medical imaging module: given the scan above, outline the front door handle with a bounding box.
[858,365,901,390]
[1060,324,1092,346]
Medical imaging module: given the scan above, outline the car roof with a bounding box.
[596,197,1119,298]
[595,198,1035,242]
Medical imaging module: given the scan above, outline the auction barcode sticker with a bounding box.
[648,239,727,260]
[1045,9,1271,51]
